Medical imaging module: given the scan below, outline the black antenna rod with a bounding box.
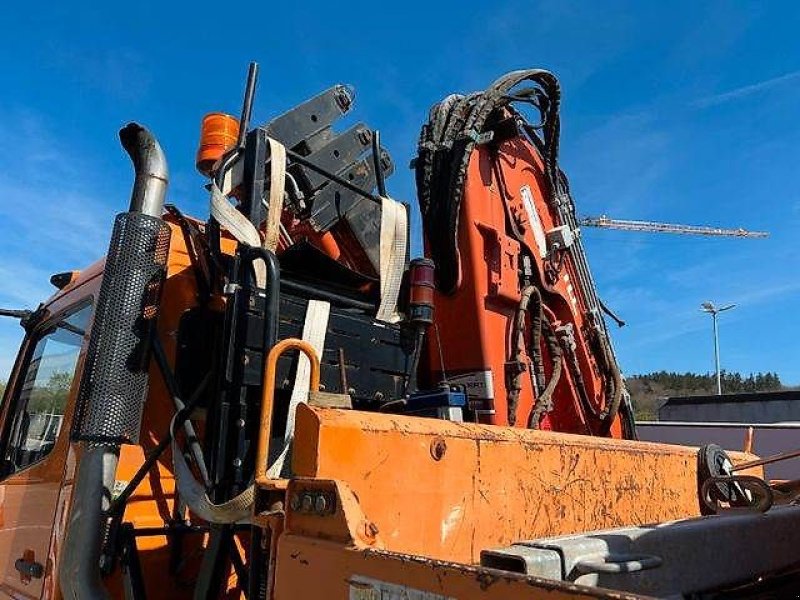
[236,62,259,150]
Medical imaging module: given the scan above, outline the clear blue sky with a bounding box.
[1,1,798,383]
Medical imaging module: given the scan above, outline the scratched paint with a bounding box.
[296,405,759,565]
[440,503,464,545]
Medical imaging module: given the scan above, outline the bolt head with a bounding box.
[430,437,447,461]
[301,494,314,513]
[314,494,328,514]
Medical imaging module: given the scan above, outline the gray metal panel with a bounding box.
[637,422,800,480]
[481,506,800,596]
[659,399,800,423]
[265,85,353,151]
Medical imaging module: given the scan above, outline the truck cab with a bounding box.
[0,265,99,597]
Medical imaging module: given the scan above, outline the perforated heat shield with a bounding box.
[74,212,171,445]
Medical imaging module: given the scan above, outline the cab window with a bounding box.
[2,303,91,474]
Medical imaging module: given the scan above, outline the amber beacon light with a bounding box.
[195,112,240,176]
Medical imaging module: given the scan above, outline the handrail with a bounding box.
[255,338,320,487]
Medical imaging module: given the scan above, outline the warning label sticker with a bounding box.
[447,370,494,400]
[520,184,547,259]
[349,576,453,600]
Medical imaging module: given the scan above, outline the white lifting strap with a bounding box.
[172,417,254,524]
[376,196,408,323]
[210,182,266,287]
[208,138,288,285]
[267,299,330,478]
[263,138,287,252]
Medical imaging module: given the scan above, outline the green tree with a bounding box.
[627,370,786,421]
[28,371,72,414]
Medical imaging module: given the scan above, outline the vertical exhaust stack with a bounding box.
[59,124,170,599]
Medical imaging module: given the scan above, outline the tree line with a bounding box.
[626,370,788,420]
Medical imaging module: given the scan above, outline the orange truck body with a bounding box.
[0,67,778,600]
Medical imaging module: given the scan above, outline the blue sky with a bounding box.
[1,1,798,384]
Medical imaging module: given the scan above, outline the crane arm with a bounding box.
[579,215,768,238]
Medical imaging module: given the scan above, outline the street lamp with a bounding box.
[700,301,736,395]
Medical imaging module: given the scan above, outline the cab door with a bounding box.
[0,302,92,598]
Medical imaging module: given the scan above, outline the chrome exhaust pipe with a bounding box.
[119,122,169,217]
[59,123,170,599]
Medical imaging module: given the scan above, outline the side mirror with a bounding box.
[0,309,31,321]
[0,306,46,332]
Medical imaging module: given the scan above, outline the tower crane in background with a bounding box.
[579,215,769,238]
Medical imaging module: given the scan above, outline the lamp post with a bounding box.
[700,302,736,395]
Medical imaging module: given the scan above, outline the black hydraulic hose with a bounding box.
[527,287,545,391]
[599,362,624,436]
[403,327,426,397]
[529,317,563,429]
[508,286,565,429]
[508,286,536,425]
[415,70,561,294]
[286,149,383,206]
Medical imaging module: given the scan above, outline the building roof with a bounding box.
[661,390,800,408]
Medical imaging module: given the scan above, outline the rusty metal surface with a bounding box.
[273,535,650,599]
[292,406,757,566]
[277,478,646,598]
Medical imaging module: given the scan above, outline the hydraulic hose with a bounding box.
[528,315,563,429]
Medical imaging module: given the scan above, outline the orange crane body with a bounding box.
[425,115,626,436]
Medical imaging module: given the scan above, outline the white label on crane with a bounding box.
[349,576,454,599]
[520,185,548,259]
[447,370,494,399]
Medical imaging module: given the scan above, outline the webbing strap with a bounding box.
[263,138,287,252]
[210,182,266,287]
[375,196,407,323]
[267,300,330,478]
[171,416,254,524]
[209,138,289,286]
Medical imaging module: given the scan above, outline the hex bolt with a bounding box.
[301,494,314,513]
[289,494,301,512]
[430,437,447,461]
[314,494,328,514]
[357,129,373,145]
[367,522,379,537]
